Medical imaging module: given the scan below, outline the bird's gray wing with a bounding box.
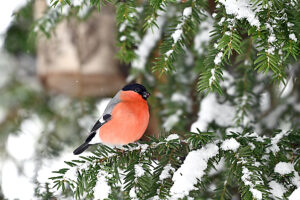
[90,91,121,132]
[102,91,121,117]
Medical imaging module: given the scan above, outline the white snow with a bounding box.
[292,171,300,188]
[190,93,235,131]
[219,0,260,27]
[266,131,288,154]
[250,188,262,200]
[78,115,94,130]
[194,17,214,55]
[1,160,35,200]
[6,115,44,160]
[208,183,217,192]
[209,68,216,86]
[129,12,137,18]
[263,105,287,129]
[75,3,89,18]
[136,7,143,13]
[183,7,192,17]
[129,187,138,199]
[119,20,128,32]
[28,150,93,199]
[221,70,236,95]
[134,164,145,178]
[268,34,276,43]
[287,22,294,27]
[171,92,189,104]
[130,31,141,42]
[72,0,84,6]
[79,162,90,171]
[260,92,270,112]
[221,138,240,152]
[241,167,252,186]
[214,52,223,65]
[279,78,293,98]
[120,35,127,41]
[118,143,151,153]
[170,90,192,111]
[289,33,297,42]
[269,180,286,198]
[225,31,231,36]
[61,5,71,16]
[165,49,174,57]
[94,170,112,200]
[140,144,149,153]
[209,157,225,175]
[289,187,300,200]
[254,162,260,167]
[159,164,175,181]
[218,17,226,25]
[163,110,182,131]
[170,6,192,45]
[64,166,78,184]
[150,160,158,174]
[274,162,294,175]
[166,134,179,141]
[267,46,275,55]
[170,143,219,198]
[172,29,183,44]
[226,127,243,136]
[241,166,263,200]
[249,142,255,150]
[184,48,194,66]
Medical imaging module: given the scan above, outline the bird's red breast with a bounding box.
[98,91,149,145]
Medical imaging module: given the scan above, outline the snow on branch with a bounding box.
[94,170,112,200]
[221,138,240,152]
[170,143,219,199]
[49,129,300,199]
[218,0,260,27]
[240,165,263,200]
[275,162,300,188]
[289,187,300,200]
[266,130,289,154]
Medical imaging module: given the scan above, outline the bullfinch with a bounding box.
[73,83,150,155]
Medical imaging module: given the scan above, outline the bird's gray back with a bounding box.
[102,91,121,117]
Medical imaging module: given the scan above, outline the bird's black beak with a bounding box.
[142,91,150,99]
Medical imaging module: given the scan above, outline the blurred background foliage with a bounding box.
[4,0,36,55]
[0,0,299,199]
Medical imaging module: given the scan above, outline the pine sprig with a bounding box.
[116,0,139,63]
[48,128,300,199]
[143,0,173,30]
[153,0,202,74]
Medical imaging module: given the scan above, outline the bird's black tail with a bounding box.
[73,142,91,155]
[73,131,97,155]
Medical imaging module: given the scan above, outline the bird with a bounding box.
[73,83,150,155]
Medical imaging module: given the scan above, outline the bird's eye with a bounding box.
[134,88,140,92]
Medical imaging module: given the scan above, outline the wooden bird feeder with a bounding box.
[35,0,125,97]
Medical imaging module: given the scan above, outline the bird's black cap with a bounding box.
[122,83,150,99]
